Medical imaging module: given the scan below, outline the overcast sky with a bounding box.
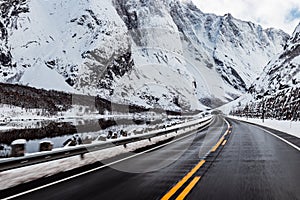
[191,0,300,35]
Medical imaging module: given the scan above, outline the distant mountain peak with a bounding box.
[290,22,300,44]
[224,13,233,18]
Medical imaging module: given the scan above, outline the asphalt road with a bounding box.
[188,118,300,200]
[2,116,300,200]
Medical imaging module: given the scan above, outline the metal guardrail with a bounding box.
[0,117,213,172]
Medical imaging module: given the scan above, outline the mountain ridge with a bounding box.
[0,0,291,111]
[250,22,300,95]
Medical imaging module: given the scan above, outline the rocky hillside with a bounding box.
[0,0,290,111]
[230,23,299,121]
[230,87,300,121]
[113,0,289,109]
[250,22,300,95]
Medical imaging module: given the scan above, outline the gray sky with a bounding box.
[191,0,300,34]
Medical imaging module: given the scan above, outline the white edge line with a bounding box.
[222,117,230,128]
[229,117,300,152]
[3,120,212,200]
[256,126,300,152]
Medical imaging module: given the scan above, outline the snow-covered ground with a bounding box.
[1,100,202,156]
[0,103,152,131]
[229,116,300,138]
[0,116,212,190]
[0,103,99,123]
[216,93,254,114]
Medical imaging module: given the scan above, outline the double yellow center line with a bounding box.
[176,176,201,200]
[161,160,205,200]
[161,125,232,200]
[211,129,230,152]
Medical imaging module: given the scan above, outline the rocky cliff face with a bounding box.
[0,0,290,111]
[0,0,29,80]
[251,23,300,95]
[113,0,289,108]
[0,0,132,96]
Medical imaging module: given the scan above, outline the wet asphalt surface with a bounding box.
[189,118,300,200]
[1,116,299,200]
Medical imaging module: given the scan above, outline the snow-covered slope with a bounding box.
[251,22,300,94]
[0,0,289,111]
[0,0,131,94]
[170,2,288,90]
[227,23,299,121]
[113,0,289,108]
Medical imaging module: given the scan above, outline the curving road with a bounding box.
[188,118,300,200]
[1,116,299,200]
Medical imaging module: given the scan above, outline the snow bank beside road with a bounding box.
[229,116,300,138]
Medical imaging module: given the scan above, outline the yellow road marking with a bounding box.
[162,124,233,200]
[176,176,201,200]
[211,136,224,152]
[161,160,205,200]
[222,140,227,146]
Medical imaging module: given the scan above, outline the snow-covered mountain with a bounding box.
[250,22,300,95]
[0,0,132,94]
[0,0,289,111]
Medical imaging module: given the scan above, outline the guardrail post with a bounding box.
[80,153,85,160]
